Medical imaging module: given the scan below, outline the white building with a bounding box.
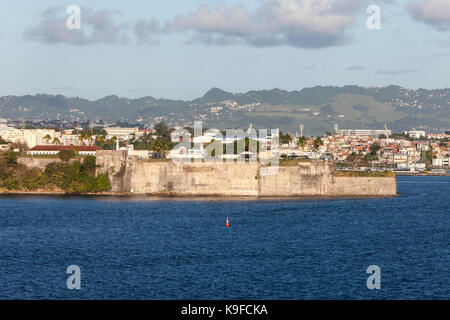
[336,129,391,138]
[405,130,426,139]
[432,157,450,167]
[27,145,101,156]
[0,127,59,148]
[105,127,140,140]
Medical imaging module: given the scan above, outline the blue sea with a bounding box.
[0,176,448,299]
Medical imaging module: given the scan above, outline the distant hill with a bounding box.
[0,85,449,135]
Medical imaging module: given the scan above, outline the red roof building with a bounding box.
[28,145,102,156]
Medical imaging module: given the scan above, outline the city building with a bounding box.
[405,130,426,139]
[0,128,59,148]
[105,127,140,140]
[27,145,102,156]
[335,129,391,138]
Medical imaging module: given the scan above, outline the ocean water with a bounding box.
[0,176,448,300]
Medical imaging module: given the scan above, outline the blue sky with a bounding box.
[0,0,449,100]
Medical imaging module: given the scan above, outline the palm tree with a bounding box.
[154,122,170,140]
[79,132,92,144]
[52,137,61,145]
[297,136,307,150]
[43,134,52,145]
[150,139,169,158]
[78,133,86,145]
[280,132,293,145]
[85,133,93,145]
[95,135,105,147]
[312,137,324,153]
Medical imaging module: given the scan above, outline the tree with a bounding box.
[297,136,307,149]
[370,143,381,156]
[312,137,324,153]
[95,174,111,191]
[10,142,28,152]
[150,139,169,157]
[279,132,293,145]
[81,155,97,175]
[52,137,61,145]
[422,150,433,164]
[96,135,106,147]
[80,133,93,145]
[378,134,387,139]
[154,122,170,141]
[4,152,17,165]
[43,134,52,144]
[59,149,75,162]
[346,152,367,170]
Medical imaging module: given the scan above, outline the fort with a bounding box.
[95,151,397,197]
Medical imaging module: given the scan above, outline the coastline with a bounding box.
[394,172,450,177]
[0,189,399,199]
[2,175,447,198]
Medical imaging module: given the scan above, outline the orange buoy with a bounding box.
[226,217,230,227]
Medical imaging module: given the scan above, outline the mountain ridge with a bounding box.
[0,85,449,135]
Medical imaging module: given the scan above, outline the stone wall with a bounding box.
[330,177,397,197]
[259,161,334,197]
[95,151,397,197]
[128,162,260,196]
[18,157,61,169]
[96,150,129,192]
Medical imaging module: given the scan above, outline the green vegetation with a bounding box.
[335,170,395,178]
[0,152,111,193]
[150,138,170,155]
[346,152,367,169]
[1,86,449,135]
[133,132,153,150]
[312,137,324,153]
[297,136,307,149]
[58,149,76,162]
[279,132,293,144]
[421,150,434,164]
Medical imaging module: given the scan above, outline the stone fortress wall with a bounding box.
[96,151,397,197]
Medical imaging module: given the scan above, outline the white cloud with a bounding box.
[26,1,392,48]
[408,0,450,31]
[164,0,367,48]
[25,7,129,45]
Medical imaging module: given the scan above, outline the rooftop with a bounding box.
[30,145,102,151]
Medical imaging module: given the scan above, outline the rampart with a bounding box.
[96,151,397,197]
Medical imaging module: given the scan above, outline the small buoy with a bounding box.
[226,217,230,227]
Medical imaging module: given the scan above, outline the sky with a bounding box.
[0,0,449,100]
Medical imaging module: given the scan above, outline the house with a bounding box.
[27,145,102,156]
[393,153,408,164]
